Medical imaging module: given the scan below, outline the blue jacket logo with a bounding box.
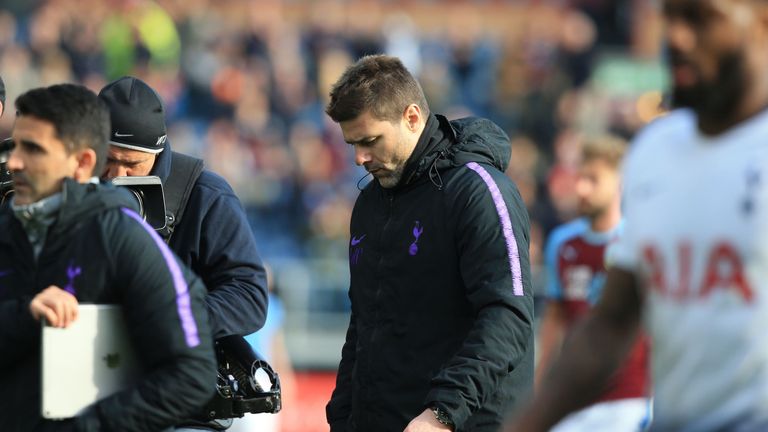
[409,221,424,256]
[350,235,365,265]
[64,262,82,295]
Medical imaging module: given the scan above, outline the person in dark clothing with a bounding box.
[324,54,534,432]
[0,83,217,431]
[98,76,269,431]
[98,76,268,342]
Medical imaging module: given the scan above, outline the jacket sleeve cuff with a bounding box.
[329,418,348,432]
[75,405,103,432]
[425,389,470,430]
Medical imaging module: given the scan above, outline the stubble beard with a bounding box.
[578,199,608,223]
[672,51,747,127]
[376,132,410,189]
[376,164,405,188]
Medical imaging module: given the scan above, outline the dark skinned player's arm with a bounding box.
[505,267,644,432]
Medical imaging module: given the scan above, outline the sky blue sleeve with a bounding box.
[544,219,587,300]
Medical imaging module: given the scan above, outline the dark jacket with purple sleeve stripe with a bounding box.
[0,179,216,431]
[326,114,534,432]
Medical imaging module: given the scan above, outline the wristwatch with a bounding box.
[431,406,455,429]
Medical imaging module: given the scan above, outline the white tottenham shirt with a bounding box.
[610,108,768,431]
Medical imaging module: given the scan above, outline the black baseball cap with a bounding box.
[98,76,167,154]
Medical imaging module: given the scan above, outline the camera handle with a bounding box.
[201,335,282,421]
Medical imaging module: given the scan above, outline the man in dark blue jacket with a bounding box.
[325,55,534,432]
[98,76,270,430]
[98,77,268,343]
[0,83,217,431]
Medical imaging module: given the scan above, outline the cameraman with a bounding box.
[0,83,217,431]
[98,76,269,431]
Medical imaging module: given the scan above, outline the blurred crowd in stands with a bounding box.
[0,0,667,356]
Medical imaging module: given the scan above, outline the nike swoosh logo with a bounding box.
[351,235,366,246]
[114,132,134,137]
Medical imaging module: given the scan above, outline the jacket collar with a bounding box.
[0,179,137,250]
[150,139,173,182]
[395,113,453,190]
[55,179,137,235]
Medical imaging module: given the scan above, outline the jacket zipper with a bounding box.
[365,191,395,408]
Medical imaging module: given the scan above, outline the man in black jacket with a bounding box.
[325,55,534,432]
[0,83,217,431]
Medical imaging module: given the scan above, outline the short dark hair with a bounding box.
[16,84,111,174]
[326,54,430,123]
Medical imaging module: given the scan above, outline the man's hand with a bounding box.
[29,286,79,328]
[403,408,453,432]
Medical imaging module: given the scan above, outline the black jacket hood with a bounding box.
[54,179,139,234]
[442,115,511,171]
[398,114,511,190]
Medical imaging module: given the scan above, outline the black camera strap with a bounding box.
[160,151,204,243]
